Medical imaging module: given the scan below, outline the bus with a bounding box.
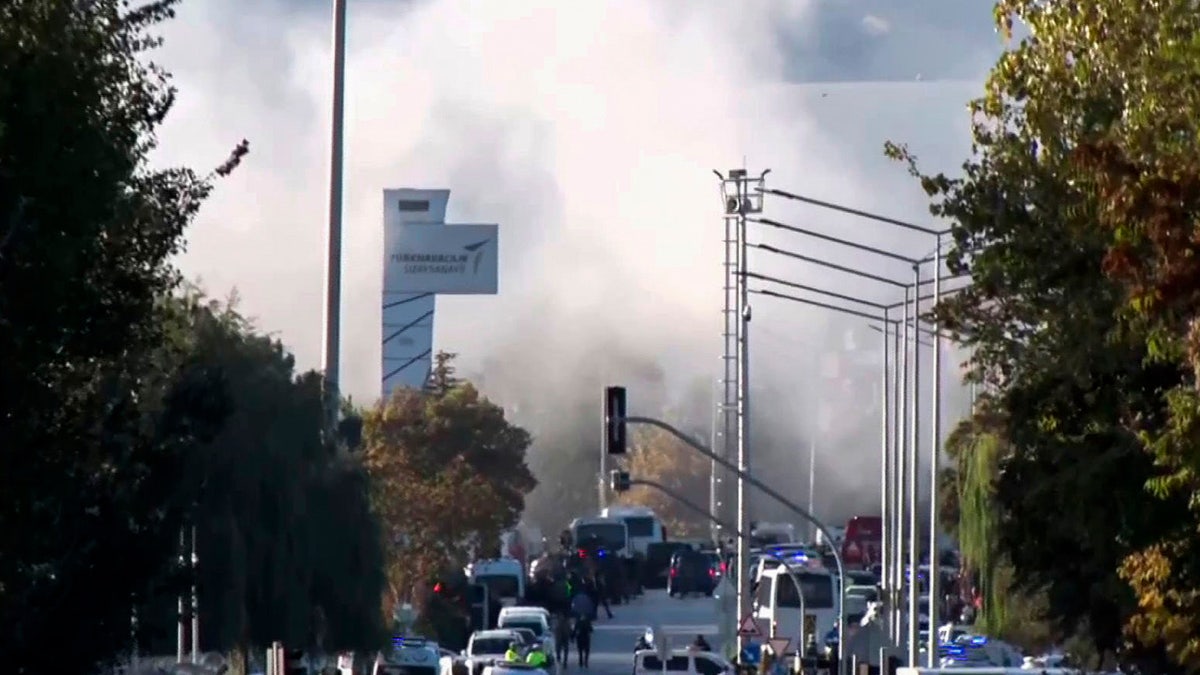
[569,516,630,558]
[753,566,838,654]
[599,506,665,556]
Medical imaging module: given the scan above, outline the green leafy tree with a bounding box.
[885,0,1187,661]
[176,295,388,662]
[0,0,245,671]
[983,0,1200,665]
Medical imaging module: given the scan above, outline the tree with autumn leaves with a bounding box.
[362,353,537,615]
[896,0,1200,670]
[614,426,712,537]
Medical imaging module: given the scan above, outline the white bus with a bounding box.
[753,566,838,654]
[569,516,630,558]
[599,506,665,556]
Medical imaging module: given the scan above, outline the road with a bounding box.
[576,589,725,675]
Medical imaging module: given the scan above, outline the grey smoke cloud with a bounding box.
[153,0,995,533]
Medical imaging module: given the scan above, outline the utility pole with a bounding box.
[191,525,199,664]
[807,434,816,542]
[176,528,185,663]
[715,167,769,655]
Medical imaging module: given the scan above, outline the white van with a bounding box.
[600,506,665,556]
[467,559,525,608]
[632,649,734,675]
[753,566,838,654]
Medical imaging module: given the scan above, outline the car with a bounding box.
[632,649,734,675]
[498,606,552,625]
[481,663,549,675]
[496,612,557,669]
[464,630,524,675]
[668,549,716,597]
[374,637,443,675]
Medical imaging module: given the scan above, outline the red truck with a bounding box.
[842,516,882,570]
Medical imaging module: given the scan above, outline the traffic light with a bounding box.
[609,470,631,492]
[604,386,627,455]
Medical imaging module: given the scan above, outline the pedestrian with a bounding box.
[554,612,572,667]
[589,575,612,620]
[574,615,594,668]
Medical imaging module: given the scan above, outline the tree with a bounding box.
[616,427,712,537]
[0,0,246,671]
[175,294,388,663]
[986,1,1200,665]
[363,352,537,614]
[884,0,1188,661]
[919,1,1200,667]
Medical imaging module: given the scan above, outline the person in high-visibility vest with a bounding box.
[504,642,522,662]
[525,643,548,668]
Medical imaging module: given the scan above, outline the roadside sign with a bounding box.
[767,637,791,656]
[738,613,763,637]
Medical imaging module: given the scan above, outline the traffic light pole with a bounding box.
[615,412,847,675]
[618,475,812,659]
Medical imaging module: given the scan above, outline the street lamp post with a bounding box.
[322,0,348,426]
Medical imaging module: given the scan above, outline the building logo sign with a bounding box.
[384,224,498,295]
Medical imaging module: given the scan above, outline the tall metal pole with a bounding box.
[926,240,943,665]
[322,0,348,424]
[710,378,720,542]
[907,267,923,666]
[807,434,816,542]
[879,311,890,600]
[130,594,139,674]
[734,172,751,656]
[190,525,199,664]
[894,290,910,645]
[176,528,185,663]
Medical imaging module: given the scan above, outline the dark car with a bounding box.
[644,542,693,589]
[668,549,716,597]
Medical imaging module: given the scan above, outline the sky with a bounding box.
[151,0,1006,527]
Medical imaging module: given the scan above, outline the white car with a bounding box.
[498,606,552,625]
[465,630,524,675]
[633,649,734,675]
[482,664,548,675]
[496,612,557,670]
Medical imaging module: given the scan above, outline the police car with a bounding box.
[373,636,446,675]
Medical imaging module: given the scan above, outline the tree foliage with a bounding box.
[0,1,390,670]
[0,0,247,671]
[887,0,1196,666]
[177,294,388,659]
[616,427,712,537]
[363,353,537,611]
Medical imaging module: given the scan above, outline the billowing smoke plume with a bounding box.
[155,0,990,536]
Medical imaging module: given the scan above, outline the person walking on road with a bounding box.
[554,612,573,667]
[573,615,594,668]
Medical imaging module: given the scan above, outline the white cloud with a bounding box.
[862,13,892,36]
[151,0,987,522]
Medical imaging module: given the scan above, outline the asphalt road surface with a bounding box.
[568,589,725,675]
